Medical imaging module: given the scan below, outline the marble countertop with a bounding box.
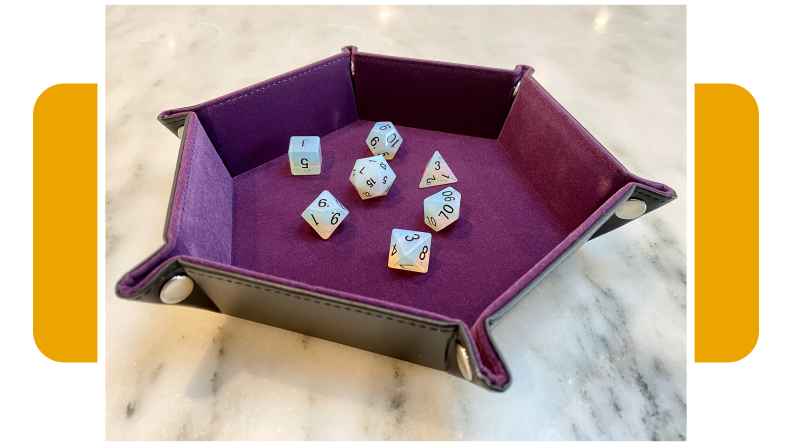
[105,5,686,440]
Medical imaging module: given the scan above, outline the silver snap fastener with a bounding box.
[615,198,647,220]
[512,81,521,98]
[456,344,473,381]
[177,126,184,139]
[160,275,194,304]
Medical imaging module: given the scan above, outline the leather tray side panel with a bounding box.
[352,50,527,139]
[182,263,458,371]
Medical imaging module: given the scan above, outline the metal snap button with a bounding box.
[456,344,473,381]
[615,198,647,220]
[177,126,184,139]
[160,275,194,304]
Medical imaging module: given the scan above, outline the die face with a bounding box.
[424,187,461,231]
[350,155,396,200]
[291,136,320,150]
[352,168,388,199]
[301,190,348,239]
[290,151,321,174]
[366,122,403,160]
[289,136,322,175]
[388,229,432,273]
[419,151,458,188]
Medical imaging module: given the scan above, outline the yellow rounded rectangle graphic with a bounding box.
[33,84,97,362]
[695,83,759,362]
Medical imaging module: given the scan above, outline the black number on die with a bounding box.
[419,246,429,260]
[331,212,340,225]
[318,199,328,207]
[438,204,455,219]
[371,136,379,146]
[434,160,441,170]
[405,234,420,242]
[391,244,397,256]
[301,158,308,168]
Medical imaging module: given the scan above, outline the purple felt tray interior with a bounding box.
[232,120,568,327]
[117,46,675,387]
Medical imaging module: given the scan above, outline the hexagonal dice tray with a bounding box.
[116,45,676,391]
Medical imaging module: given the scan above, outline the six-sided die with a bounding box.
[288,136,322,175]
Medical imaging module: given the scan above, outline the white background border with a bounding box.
[2,1,787,443]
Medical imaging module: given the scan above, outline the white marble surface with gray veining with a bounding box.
[105,5,686,440]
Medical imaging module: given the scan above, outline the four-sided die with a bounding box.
[366,122,403,160]
[301,190,349,239]
[419,151,458,188]
[388,229,432,273]
[350,155,396,200]
[424,186,461,232]
[288,136,322,175]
